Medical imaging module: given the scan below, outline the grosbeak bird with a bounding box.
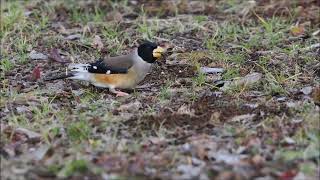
[48,41,164,96]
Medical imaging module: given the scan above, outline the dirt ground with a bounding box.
[1,0,319,179]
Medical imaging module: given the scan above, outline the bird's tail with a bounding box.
[45,64,92,81]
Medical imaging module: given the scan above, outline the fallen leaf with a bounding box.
[49,48,70,64]
[2,127,28,157]
[177,0,189,14]
[216,171,241,180]
[106,11,123,22]
[94,155,126,171]
[251,154,265,166]
[148,137,167,146]
[127,155,145,174]
[46,81,66,94]
[177,105,195,116]
[32,66,41,81]
[117,101,142,112]
[15,127,41,139]
[187,135,218,160]
[92,35,104,51]
[290,25,305,36]
[311,86,320,104]
[279,169,298,180]
[2,127,42,157]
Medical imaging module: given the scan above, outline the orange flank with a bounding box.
[93,72,137,89]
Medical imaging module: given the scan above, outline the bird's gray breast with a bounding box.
[132,61,152,83]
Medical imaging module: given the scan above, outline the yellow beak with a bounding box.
[153,46,164,59]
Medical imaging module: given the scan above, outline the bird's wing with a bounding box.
[87,54,135,74]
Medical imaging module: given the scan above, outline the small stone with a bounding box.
[71,89,84,96]
[244,103,259,109]
[24,11,32,16]
[283,137,295,144]
[16,106,29,113]
[277,97,286,102]
[200,67,224,74]
[231,114,255,122]
[130,0,138,5]
[210,150,246,164]
[177,164,202,178]
[301,86,312,95]
[29,50,48,60]
[236,146,246,154]
[181,143,191,152]
[220,72,262,91]
[65,34,81,40]
[286,101,298,108]
[293,172,307,180]
[31,144,50,161]
[192,157,205,166]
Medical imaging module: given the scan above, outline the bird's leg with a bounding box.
[109,87,129,97]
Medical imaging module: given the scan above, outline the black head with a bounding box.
[137,41,163,63]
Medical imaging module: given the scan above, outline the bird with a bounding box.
[48,41,164,97]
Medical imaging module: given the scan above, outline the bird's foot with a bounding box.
[109,88,130,97]
[115,91,129,97]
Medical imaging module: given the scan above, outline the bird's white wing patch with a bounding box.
[68,63,90,72]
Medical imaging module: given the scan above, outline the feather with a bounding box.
[66,63,91,81]
[68,63,90,72]
[45,64,92,81]
[68,72,91,81]
[87,59,128,74]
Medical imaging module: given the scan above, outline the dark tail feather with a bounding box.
[44,74,73,81]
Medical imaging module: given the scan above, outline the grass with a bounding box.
[1,0,319,179]
[0,58,14,73]
[158,82,172,101]
[137,16,158,41]
[222,67,240,80]
[1,1,24,38]
[58,159,89,178]
[263,70,288,96]
[192,63,207,88]
[194,15,208,24]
